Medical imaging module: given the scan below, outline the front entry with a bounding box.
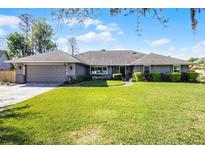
[120,66,126,78]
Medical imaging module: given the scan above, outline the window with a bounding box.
[173,66,181,72]
[90,66,108,75]
[144,66,151,74]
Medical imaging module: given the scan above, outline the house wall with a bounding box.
[15,62,89,83]
[151,65,172,73]
[0,53,11,70]
[75,63,89,76]
[181,65,189,73]
[16,64,26,83]
[133,65,143,72]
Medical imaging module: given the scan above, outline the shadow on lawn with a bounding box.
[0,105,32,144]
[81,80,109,87]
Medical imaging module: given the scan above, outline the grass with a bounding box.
[1,82,205,144]
[80,80,125,87]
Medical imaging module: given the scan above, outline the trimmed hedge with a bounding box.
[150,72,161,82]
[133,72,144,81]
[160,73,170,82]
[112,73,123,80]
[64,75,92,84]
[187,72,199,82]
[131,71,199,83]
[169,72,181,82]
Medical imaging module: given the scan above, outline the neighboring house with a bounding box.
[0,50,12,70]
[6,49,192,83]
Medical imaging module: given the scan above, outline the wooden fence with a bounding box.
[0,70,16,83]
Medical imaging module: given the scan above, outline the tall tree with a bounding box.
[7,32,26,58]
[31,19,56,54]
[18,13,33,55]
[188,57,199,63]
[67,37,79,56]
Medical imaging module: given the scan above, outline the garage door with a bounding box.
[26,65,66,83]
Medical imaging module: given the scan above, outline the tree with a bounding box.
[188,57,199,62]
[7,32,26,58]
[67,37,79,56]
[31,19,56,54]
[18,13,33,56]
[52,8,203,35]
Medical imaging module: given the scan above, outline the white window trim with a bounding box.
[173,65,181,73]
[90,66,108,75]
[143,65,151,74]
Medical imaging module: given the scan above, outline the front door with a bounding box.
[120,66,125,78]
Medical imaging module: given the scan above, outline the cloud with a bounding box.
[192,41,205,53]
[83,18,101,27]
[117,31,124,35]
[56,37,68,51]
[76,31,116,42]
[0,28,6,36]
[0,15,20,29]
[96,23,119,31]
[65,17,101,28]
[145,38,170,47]
[168,46,176,51]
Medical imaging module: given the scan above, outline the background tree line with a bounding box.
[7,13,57,59]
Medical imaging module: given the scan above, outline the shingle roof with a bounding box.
[130,53,192,65]
[76,50,146,65]
[6,50,83,63]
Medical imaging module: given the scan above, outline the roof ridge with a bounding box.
[129,53,149,65]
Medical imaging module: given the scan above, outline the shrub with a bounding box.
[133,72,144,81]
[198,74,205,82]
[64,75,92,84]
[160,73,170,82]
[150,72,161,82]
[169,72,181,82]
[187,72,199,82]
[130,78,136,82]
[143,74,151,81]
[112,73,123,80]
[180,73,189,82]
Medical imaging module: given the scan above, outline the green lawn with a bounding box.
[80,80,125,87]
[1,82,205,144]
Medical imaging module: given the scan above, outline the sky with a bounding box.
[0,8,205,60]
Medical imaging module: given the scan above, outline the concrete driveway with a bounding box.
[0,83,59,109]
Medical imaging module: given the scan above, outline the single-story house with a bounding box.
[6,49,192,83]
[0,50,12,70]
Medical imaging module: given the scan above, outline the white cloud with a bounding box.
[96,24,108,31]
[83,18,101,27]
[192,41,205,53]
[168,46,176,51]
[65,17,101,28]
[76,32,96,41]
[0,15,20,29]
[0,28,6,36]
[77,31,115,42]
[145,38,170,47]
[56,37,68,51]
[64,18,79,26]
[96,23,119,31]
[117,31,124,35]
[76,31,116,43]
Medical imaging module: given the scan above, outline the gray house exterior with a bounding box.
[6,49,192,83]
[0,51,12,70]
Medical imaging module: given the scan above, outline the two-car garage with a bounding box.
[26,65,66,83]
